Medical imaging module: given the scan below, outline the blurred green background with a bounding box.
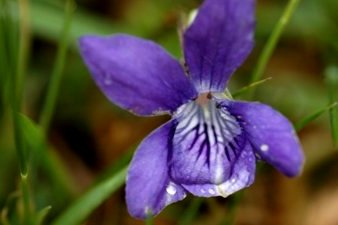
[1,0,338,224]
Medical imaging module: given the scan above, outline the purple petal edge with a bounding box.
[79,34,197,116]
[184,0,255,93]
[224,100,305,177]
[126,120,187,219]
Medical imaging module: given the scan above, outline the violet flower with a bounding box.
[79,0,304,219]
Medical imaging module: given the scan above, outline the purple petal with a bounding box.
[79,34,197,116]
[184,0,255,93]
[126,120,187,219]
[169,99,254,191]
[182,141,255,197]
[224,101,304,177]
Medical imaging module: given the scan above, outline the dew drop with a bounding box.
[260,144,269,152]
[166,185,177,195]
[208,189,215,194]
[231,178,236,183]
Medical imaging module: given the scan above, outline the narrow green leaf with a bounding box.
[325,66,338,145]
[249,0,302,98]
[18,115,76,209]
[1,192,21,225]
[295,102,338,131]
[39,0,75,133]
[12,110,27,175]
[36,206,52,225]
[18,113,44,152]
[16,0,31,105]
[51,166,128,225]
[19,115,76,199]
[232,77,272,98]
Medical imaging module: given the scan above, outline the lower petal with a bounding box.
[126,120,187,219]
[182,141,256,197]
[170,99,244,185]
[224,100,304,177]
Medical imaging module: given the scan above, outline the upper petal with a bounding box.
[224,101,304,177]
[184,0,255,93]
[79,34,197,116]
[126,120,187,219]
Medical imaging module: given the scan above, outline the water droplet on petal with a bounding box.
[260,144,269,152]
[231,178,236,183]
[166,185,177,195]
[208,189,215,194]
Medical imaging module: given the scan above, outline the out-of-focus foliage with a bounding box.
[0,0,338,224]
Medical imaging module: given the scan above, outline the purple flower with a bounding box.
[79,0,304,219]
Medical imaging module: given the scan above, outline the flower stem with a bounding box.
[218,192,244,225]
[4,0,34,223]
[145,216,154,225]
[21,173,33,225]
[36,0,77,200]
[178,198,203,225]
[39,0,75,133]
[248,0,302,98]
[16,0,31,102]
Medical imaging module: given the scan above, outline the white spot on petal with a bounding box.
[166,185,177,195]
[260,144,269,152]
[208,189,215,195]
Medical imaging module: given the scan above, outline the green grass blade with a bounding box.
[19,113,77,200]
[232,77,272,98]
[16,0,31,104]
[51,166,128,225]
[249,0,302,98]
[36,206,52,225]
[295,102,338,131]
[12,110,27,175]
[19,113,44,151]
[4,0,34,223]
[39,0,75,133]
[325,66,338,145]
